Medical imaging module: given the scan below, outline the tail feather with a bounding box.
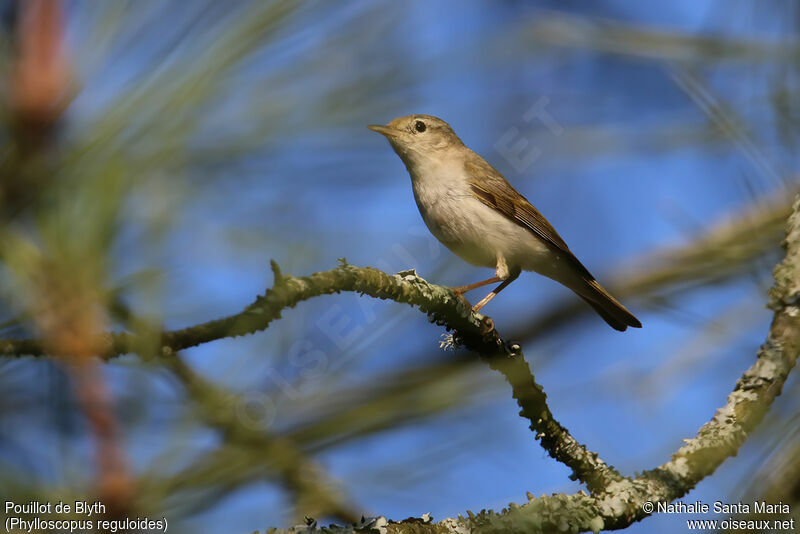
[578,280,641,332]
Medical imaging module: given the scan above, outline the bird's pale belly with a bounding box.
[415,190,553,275]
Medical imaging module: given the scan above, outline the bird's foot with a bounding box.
[450,276,502,296]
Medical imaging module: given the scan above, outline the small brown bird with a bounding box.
[368,114,641,331]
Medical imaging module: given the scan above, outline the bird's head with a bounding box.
[368,114,464,166]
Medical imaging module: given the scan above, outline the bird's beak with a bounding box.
[367,124,402,138]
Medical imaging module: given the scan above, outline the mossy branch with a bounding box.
[3,194,800,532]
[213,198,800,533]
[0,259,619,493]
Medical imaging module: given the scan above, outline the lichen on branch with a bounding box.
[2,194,800,532]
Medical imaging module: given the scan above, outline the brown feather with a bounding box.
[464,153,592,279]
[464,152,641,330]
[579,280,642,331]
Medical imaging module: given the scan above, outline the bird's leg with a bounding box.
[450,276,502,295]
[472,269,520,313]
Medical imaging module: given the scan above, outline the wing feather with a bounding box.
[464,153,593,279]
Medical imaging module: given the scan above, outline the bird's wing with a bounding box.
[464,152,593,279]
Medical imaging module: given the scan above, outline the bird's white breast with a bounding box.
[407,149,552,275]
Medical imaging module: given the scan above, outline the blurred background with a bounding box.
[0,1,798,532]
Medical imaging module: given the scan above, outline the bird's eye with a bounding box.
[414,120,426,133]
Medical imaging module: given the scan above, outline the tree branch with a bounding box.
[253,198,800,533]
[3,193,800,532]
[0,260,619,493]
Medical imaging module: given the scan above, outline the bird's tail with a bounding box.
[577,279,641,332]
